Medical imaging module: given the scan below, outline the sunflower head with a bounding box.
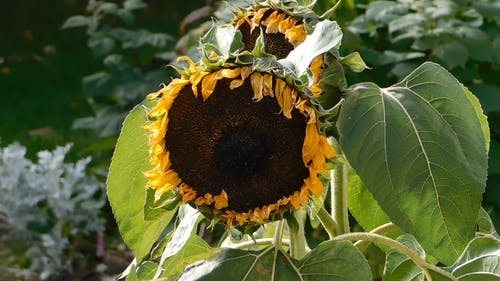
[234,6,306,58]
[229,1,348,102]
[144,56,334,230]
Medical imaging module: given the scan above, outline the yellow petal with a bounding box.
[195,197,205,205]
[274,79,286,114]
[253,8,269,27]
[230,67,252,89]
[214,190,229,209]
[278,17,295,33]
[180,185,197,203]
[262,74,273,97]
[290,192,301,209]
[250,72,264,101]
[304,172,322,196]
[282,87,297,119]
[201,73,218,101]
[177,56,197,73]
[285,24,307,46]
[265,11,286,34]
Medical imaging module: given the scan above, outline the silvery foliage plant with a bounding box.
[0,142,105,279]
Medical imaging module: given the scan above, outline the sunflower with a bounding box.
[234,4,327,97]
[144,56,334,228]
[234,6,306,58]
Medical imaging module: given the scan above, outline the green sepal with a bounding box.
[251,29,277,59]
[264,0,323,23]
[341,51,370,73]
[199,22,245,70]
[144,188,181,220]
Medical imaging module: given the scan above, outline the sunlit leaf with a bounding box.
[463,86,490,153]
[177,240,372,281]
[107,104,176,261]
[338,62,489,265]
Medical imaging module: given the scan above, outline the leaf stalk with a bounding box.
[333,232,457,281]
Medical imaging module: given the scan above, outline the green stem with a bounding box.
[274,220,286,249]
[230,238,291,249]
[331,153,349,235]
[289,209,308,259]
[354,222,398,251]
[317,207,338,238]
[333,232,456,281]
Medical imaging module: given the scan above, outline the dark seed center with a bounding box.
[165,78,309,212]
[214,128,268,178]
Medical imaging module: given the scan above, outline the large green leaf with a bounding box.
[337,62,488,265]
[383,234,425,281]
[451,236,500,279]
[348,168,391,231]
[177,240,372,281]
[107,104,176,261]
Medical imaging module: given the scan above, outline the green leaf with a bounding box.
[136,261,158,281]
[458,273,500,281]
[283,20,342,76]
[61,15,90,29]
[341,52,370,73]
[383,234,425,281]
[159,233,216,280]
[88,37,115,56]
[463,86,489,153]
[451,236,500,279]
[429,270,457,281]
[200,23,244,66]
[435,41,468,69]
[124,0,147,11]
[177,240,372,281]
[153,205,201,279]
[107,104,176,261]
[144,187,180,220]
[478,208,499,237]
[347,168,391,231]
[337,62,489,265]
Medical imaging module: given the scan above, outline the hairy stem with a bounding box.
[331,155,350,235]
[289,209,308,259]
[229,238,291,249]
[334,232,456,281]
[354,222,398,251]
[274,220,286,249]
